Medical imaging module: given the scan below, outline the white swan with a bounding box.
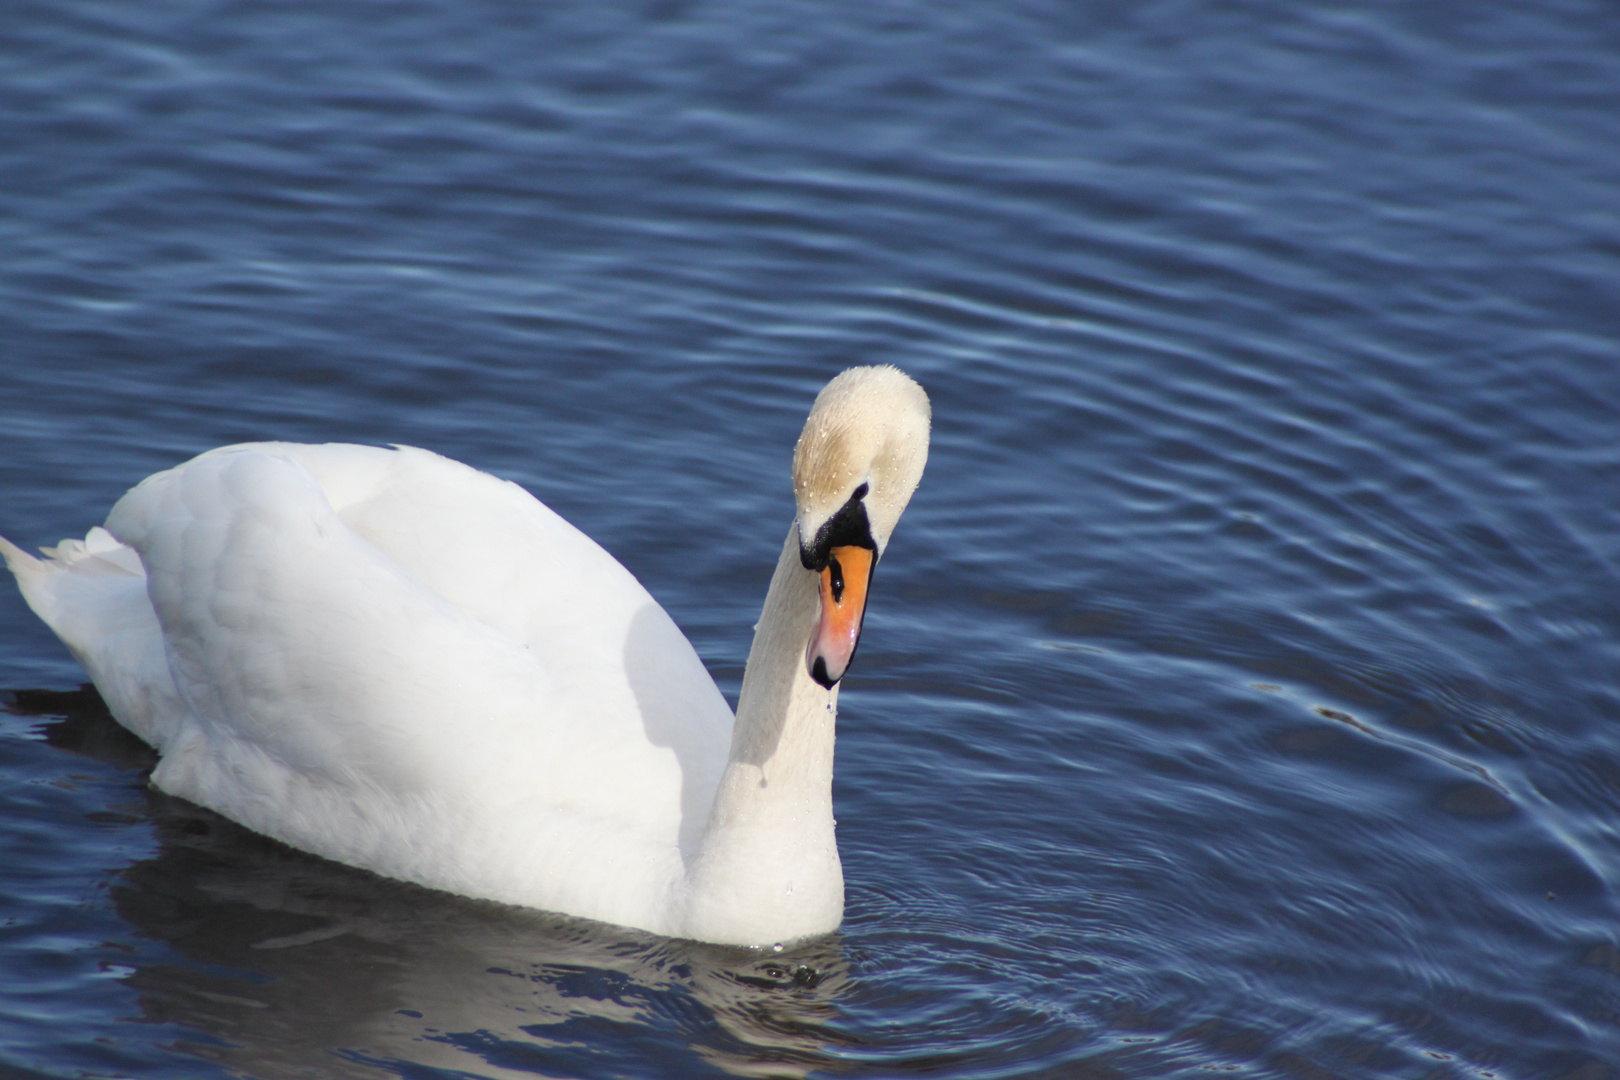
[1,365,930,947]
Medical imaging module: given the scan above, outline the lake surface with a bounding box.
[3,0,1619,1076]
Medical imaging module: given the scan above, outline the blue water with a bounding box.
[3,0,1619,1076]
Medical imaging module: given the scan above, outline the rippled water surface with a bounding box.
[3,0,1619,1076]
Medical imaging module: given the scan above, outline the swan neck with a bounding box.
[732,527,836,774]
[681,526,843,944]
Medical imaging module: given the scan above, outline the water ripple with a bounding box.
[3,0,1620,1076]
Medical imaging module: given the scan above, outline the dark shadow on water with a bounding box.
[12,685,159,772]
[5,687,856,1080]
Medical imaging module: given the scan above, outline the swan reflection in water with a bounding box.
[17,686,857,1080]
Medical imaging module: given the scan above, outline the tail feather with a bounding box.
[0,533,40,571]
[2,532,57,624]
[4,528,143,624]
[3,527,176,748]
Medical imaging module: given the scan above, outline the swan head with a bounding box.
[791,365,931,689]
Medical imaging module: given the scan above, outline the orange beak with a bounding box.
[806,545,874,689]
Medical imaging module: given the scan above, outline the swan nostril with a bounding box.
[827,555,845,604]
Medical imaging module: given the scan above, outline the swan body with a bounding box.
[2,366,930,945]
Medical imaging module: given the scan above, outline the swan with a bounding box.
[0,366,930,946]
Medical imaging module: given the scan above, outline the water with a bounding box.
[2,0,1618,1075]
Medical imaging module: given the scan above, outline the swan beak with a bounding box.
[806,544,874,689]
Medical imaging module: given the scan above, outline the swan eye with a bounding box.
[827,554,845,604]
